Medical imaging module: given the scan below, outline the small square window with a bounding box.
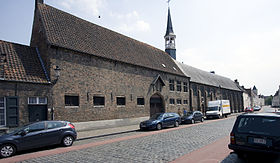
[169,98,175,105]
[93,96,105,106]
[28,97,37,104]
[65,95,79,106]
[137,98,145,106]
[177,99,182,105]
[38,97,47,104]
[183,100,188,104]
[117,97,126,106]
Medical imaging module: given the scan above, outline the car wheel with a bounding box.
[62,135,74,147]
[174,121,179,127]
[201,117,204,122]
[0,144,16,158]
[191,119,195,124]
[156,123,162,130]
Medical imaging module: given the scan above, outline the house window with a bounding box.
[93,96,105,106]
[28,97,47,105]
[177,81,181,92]
[177,99,182,105]
[137,97,145,106]
[169,98,175,105]
[183,82,188,92]
[0,97,5,126]
[65,95,79,106]
[117,97,126,106]
[169,79,174,91]
[183,100,188,105]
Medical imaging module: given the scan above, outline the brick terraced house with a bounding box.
[0,0,243,128]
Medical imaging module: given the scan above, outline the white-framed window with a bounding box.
[0,97,6,126]
[93,96,105,107]
[28,97,47,105]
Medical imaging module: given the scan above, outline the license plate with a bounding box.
[141,124,146,127]
[253,138,266,145]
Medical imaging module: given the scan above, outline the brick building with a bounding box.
[0,1,243,128]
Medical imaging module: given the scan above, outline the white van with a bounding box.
[206,100,231,119]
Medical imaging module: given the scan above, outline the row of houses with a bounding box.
[0,0,259,128]
[272,86,280,107]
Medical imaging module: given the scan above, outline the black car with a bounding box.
[0,121,77,158]
[181,111,204,124]
[140,113,181,130]
[228,113,280,156]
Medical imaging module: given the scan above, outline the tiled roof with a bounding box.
[0,40,49,84]
[36,3,185,77]
[175,60,241,91]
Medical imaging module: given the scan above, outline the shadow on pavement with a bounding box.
[221,152,280,163]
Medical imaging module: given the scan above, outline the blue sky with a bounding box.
[1,0,280,95]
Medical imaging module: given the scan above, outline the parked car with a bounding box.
[253,106,261,111]
[140,113,181,130]
[181,111,204,124]
[0,121,77,158]
[244,107,254,113]
[228,113,280,157]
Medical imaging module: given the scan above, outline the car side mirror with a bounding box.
[19,130,27,136]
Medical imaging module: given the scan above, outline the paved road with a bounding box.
[2,117,236,163]
[221,106,280,163]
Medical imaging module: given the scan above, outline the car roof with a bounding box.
[238,112,280,118]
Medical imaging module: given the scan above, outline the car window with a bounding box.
[47,121,64,129]
[26,122,45,133]
[237,116,280,136]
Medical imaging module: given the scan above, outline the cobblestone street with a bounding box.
[17,117,235,163]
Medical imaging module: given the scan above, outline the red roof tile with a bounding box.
[0,40,49,84]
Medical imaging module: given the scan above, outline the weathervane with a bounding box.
[167,0,171,7]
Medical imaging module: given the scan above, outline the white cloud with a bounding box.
[110,11,150,33]
[49,0,106,18]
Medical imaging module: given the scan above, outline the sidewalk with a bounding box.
[77,124,139,140]
[75,112,242,140]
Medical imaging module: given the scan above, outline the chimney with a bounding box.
[234,79,239,85]
[210,71,215,74]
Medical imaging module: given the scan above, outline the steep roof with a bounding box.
[0,40,49,84]
[36,3,184,77]
[165,7,175,37]
[175,60,241,91]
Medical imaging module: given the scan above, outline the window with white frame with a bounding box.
[28,97,47,105]
[0,97,5,126]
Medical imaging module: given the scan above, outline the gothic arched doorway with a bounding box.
[150,94,164,117]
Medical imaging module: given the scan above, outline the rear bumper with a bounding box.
[228,144,280,155]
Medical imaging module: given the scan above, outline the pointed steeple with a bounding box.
[164,6,176,60]
[165,7,174,37]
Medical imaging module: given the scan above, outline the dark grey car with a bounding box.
[229,113,280,157]
[0,121,77,158]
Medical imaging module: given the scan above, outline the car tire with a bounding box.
[156,123,162,130]
[174,121,179,127]
[201,117,204,122]
[191,119,195,124]
[62,135,74,147]
[0,144,16,158]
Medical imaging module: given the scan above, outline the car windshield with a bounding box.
[6,124,29,134]
[206,106,218,111]
[237,116,280,136]
[150,113,163,120]
[186,112,194,116]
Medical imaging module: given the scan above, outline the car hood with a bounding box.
[0,133,15,141]
[141,120,158,124]
[182,115,193,119]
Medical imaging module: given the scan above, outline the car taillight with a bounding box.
[68,123,75,129]
[230,132,235,144]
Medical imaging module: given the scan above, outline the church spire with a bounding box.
[164,5,176,60]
